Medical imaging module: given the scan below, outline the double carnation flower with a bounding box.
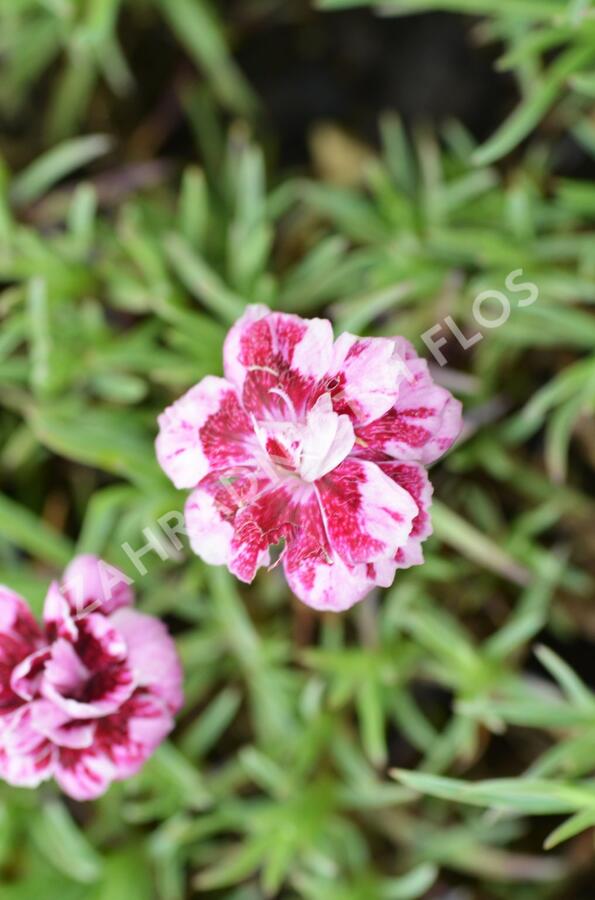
[157,305,462,611]
[1,305,461,798]
[0,555,182,799]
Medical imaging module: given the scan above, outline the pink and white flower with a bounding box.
[157,305,462,612]
[0,556,182,800]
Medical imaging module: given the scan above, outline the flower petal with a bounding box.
[299,393,355,482]
[281,491,399,611]
[316,458,417,566]
[60,555,133,617]
[97,691,173,780]
[0,706,54,788]
[186,485,234,565]
[110,609,183,715]
[30,699,95,749]
[54,691,173,800]
[281,489,351,611]
[327,333,404,424]
[284,537,394,613]
[156,376,256,489]
[0,587,44,713]
[54,745,115,801]
[222,303,270,391]
[183,467,266,567]
[356,344,463,464]
[282,490,331,579]
[224,307,334,421]
[10,646,51,702]
[229,482,296,582]
[224,305,334,394]
[285,557,373,612]
[381,461,434,568]
[43,580,78,641]
[0,588,42,645]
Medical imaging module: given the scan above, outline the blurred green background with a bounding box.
[1,0,595,897]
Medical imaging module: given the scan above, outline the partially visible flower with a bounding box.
[0,555,182,800]
[157,305,462,612]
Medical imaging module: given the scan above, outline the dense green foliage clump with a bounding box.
[0,1,594,897]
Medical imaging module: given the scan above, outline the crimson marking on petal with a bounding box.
[229,484,297,582]
[316,461,387,564]
[0,594,44,676]
[384,462,432,539]
[237,313,334,419]
[239,317,276,368]
[55,745,114,800]
[239,315,312,375]
[0,592,45,713]
[381,460,434,569]
[96,691,172,764]
[201,468,270,520]
[199,390,255,470]
[356,408,433,453]
[317,457,418,567]
[156,376,255,489]
[283,490,333,593]
[273,317,308,361]
[265,437,296,472]
[242,366,317,420]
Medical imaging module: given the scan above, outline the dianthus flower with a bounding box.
[0,555,182,800]
[157,305,462,611]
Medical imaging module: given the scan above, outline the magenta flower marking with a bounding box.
[0,556,182,800]
[156,305,463,612]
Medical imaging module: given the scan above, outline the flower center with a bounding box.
[253,393,355,483]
